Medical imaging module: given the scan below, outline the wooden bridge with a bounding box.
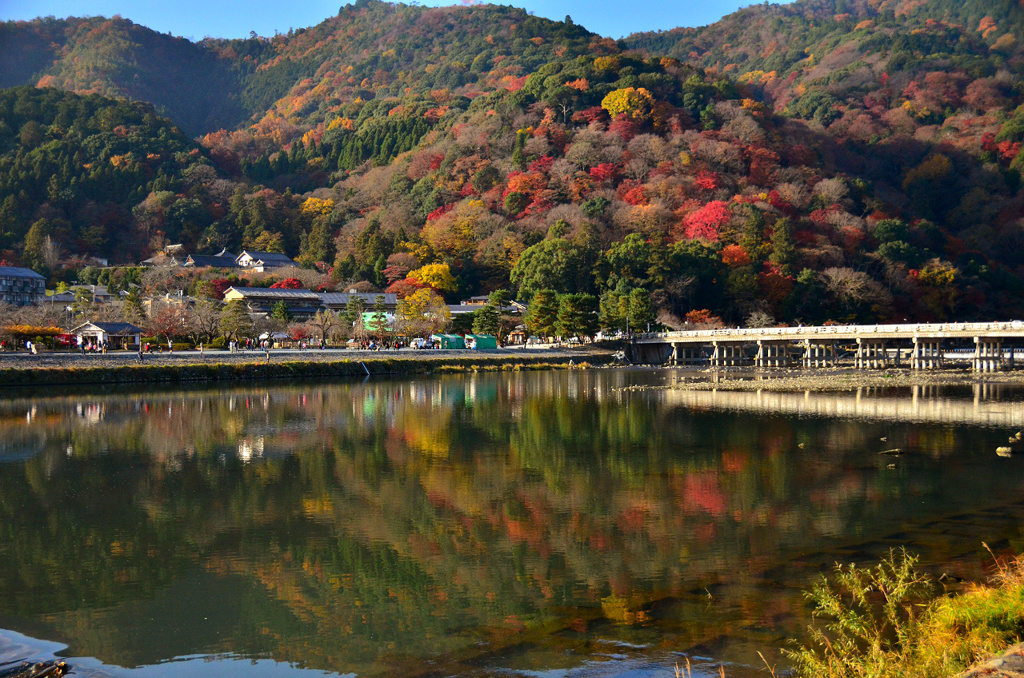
[630,321,1024,371]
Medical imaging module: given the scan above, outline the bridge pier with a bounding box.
[911,337,943,370]
[856,338,889,369]
[755,341,791,368]
[973,337,1003,372]
[802,340,836,368]
[670,343,706,365]
[711,342,748,367]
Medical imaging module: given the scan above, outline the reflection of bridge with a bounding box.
[632,321,1024,372]
[659,384,1024,428]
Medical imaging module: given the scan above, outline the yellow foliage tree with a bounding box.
[396,288,452,336]
[301,197,335,217]
[593,56,620,72]
[408,263,457,292]
[916,259,959,319]
[600,87,655,122]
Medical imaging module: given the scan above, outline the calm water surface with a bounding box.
[1,369,1023,677]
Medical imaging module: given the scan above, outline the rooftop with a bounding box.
[236,251,296,265]
[72,322,143,334]
[320,292,398,306]
[186,254,237,267]
[0,266,45,280]
[224,287,321,300]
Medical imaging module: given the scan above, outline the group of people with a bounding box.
[229,338,275,353]
[78,339,109,354]
[140,340,176,354]
[355,339,406,351]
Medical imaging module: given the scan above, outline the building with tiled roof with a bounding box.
[318,292,397,312]
[0,266,46,306]
[222,287,322,318]
[234,251,297,272]
[185,248,237,268]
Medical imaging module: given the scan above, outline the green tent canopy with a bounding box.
[466,334,497,349]
[430,334,465,349]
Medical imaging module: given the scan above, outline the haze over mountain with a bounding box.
[2,0,1024,327]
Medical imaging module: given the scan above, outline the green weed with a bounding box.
[787,548,1024,678]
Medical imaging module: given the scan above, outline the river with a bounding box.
[1,368,1023,677]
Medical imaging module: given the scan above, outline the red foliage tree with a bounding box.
[682,201,731,241]
[618,179,648,206]
[694,170,719,191]
[571,106,607,124]
[589,163,618,183]
[757,262,794,309]
[685,309,724,326]
[426,203,457,221]
[527,155,554,173]
[209,278,231,300]
[385,277,428,299]
[721,244,751,267]
[270,278,303,289]
[608,117,639,140]
[747,146,780,186]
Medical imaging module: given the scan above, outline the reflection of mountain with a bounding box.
[0,373,1022,676]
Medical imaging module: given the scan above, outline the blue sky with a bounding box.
[0,0,791,40]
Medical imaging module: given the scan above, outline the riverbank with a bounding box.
[617,366,1024,394]
[0,347,613,388]
[789,551,1024,678]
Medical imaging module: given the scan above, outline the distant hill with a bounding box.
[0,16,250,136]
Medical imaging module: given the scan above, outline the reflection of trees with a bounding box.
[0,375,1019,675]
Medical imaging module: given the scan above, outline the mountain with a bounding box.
[1,2,602,136]
[0,16,250,136]
[624,0,1024,123]
[0,86,211,267]
[2,0,1024,327]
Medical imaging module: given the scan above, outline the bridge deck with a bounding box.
[636,321,1024,344]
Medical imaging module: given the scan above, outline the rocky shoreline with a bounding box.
[958,643,1024,678]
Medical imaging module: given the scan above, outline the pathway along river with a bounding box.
[1,368,1023,677]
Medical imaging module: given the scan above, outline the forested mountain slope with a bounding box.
[624,0,1024,126]
[2,0,1024,327]
[1,1,602,136]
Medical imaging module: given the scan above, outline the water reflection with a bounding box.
[0,371,1022,677]
[659,384,1024,427]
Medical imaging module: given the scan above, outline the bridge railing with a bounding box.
[635,320,1024,342]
